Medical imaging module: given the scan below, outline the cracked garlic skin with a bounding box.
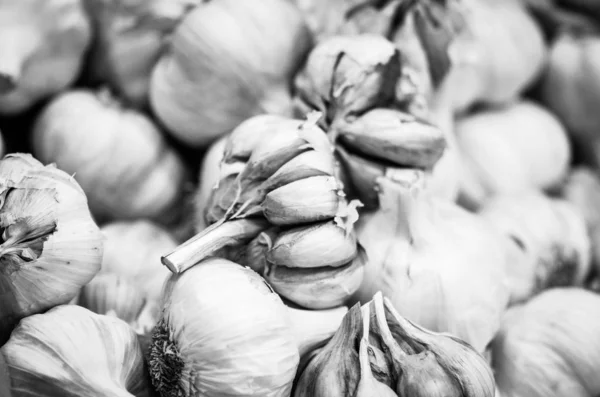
[32,89,189,225]
[0,153,103,344]
[294,293,495,397]
[150,0,312,147]
[492,288,600,397]
[0,0,91,114]
[1,305,151,397]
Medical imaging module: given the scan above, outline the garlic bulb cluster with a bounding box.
[169,114,364,309]
[0,153,103,344]
[0,0,92,115]
[354,170,510,352]
[150,258,346,397]
[492,288,600,397]
[150,0,312,147]
[32,89,189,225]
[562,168,600,272]
[294,34,450,206]
[83,0,200,106]
[479,192,591,304]
[1,305,151,396]
[79,220,176,332]
[456,101,571,209]
[295,293,495,397]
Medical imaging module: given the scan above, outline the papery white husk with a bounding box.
[354,172,510,352]
[492,288,600,397]
[152,258,299,396]
[1,305,150,396]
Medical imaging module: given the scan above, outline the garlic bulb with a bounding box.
[479,192,591,304]
[32,89,189,224]
[150,0,312,147]
[354,171,510,352]
[562,168,600,272]
[492,288,600,397]
[0,0,92,115]
[295,293,495,397]
[79,220,176,331]
[441,0,546,113]
[456,101,571,209]
[539,32,600,168]
[165,114,364,309]
[83,0,200,106]
[0,153,103,344]
[1,305,151,396]
[150,258,346,397]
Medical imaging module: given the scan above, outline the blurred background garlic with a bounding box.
[353,171,510,352]
[0,153,103,344]
[492,288,600,397]
[440,0,547,114]
[82,0,200,107]
[1,305,152,396]
[150,258,346,397]
[32,89,189,225]
[167,114,365,309]
[456,101,571,210]
[479,192,591,304]
[78,220,176,332]
[295,293,495,397]
[150,0,312,147]
[0,0,92,115]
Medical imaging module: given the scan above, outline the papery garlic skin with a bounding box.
[492,288,600,397]
[0,0,91,114]
[32,89,189,224]
[150,258,299,397]
[150,0,312,147]
[0,153,103,344]
[1,305,151,397]
[355,173,510,352]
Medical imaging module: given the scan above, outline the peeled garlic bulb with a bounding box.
[355,171,510,352]
[456,101,571,209]
[32,89,189,224]
[1,305,151,396]
[150,258,347,396]
[0,0,91,114]
[0,153,103,344]
[479,192,591,304]
[295,293,495,397]
[492,288,600,397]
[150,0,312,147]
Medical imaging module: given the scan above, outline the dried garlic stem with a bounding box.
[162,218,269,273]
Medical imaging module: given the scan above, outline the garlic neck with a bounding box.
[0,25,41,94]
[285,306,348,357]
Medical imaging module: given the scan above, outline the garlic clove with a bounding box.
[1,305,151,396]
[261,150,336,193]
[336,108,446,169]
[224,114,290,163]
[263,175,343,225]
[267,221,357,269]
[335,146,386,210]
[265,247,365,309]
[246,228,280,274]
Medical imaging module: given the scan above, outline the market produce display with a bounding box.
[2,0,600,396]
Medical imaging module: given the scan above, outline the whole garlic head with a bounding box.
[1,305,151,396]
[0,153,103,344]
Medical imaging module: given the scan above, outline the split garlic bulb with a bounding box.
[479,192,591,304]
[354,171,510,352]
[492,288,600,397]
[456,101,571,209]
[79,220,176,331]
[1,305,151,396]
[0,153,103,344]
[32,89,189,225]
[0,0,92,114]
[150,258,346,396]
[150,0,312,147]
